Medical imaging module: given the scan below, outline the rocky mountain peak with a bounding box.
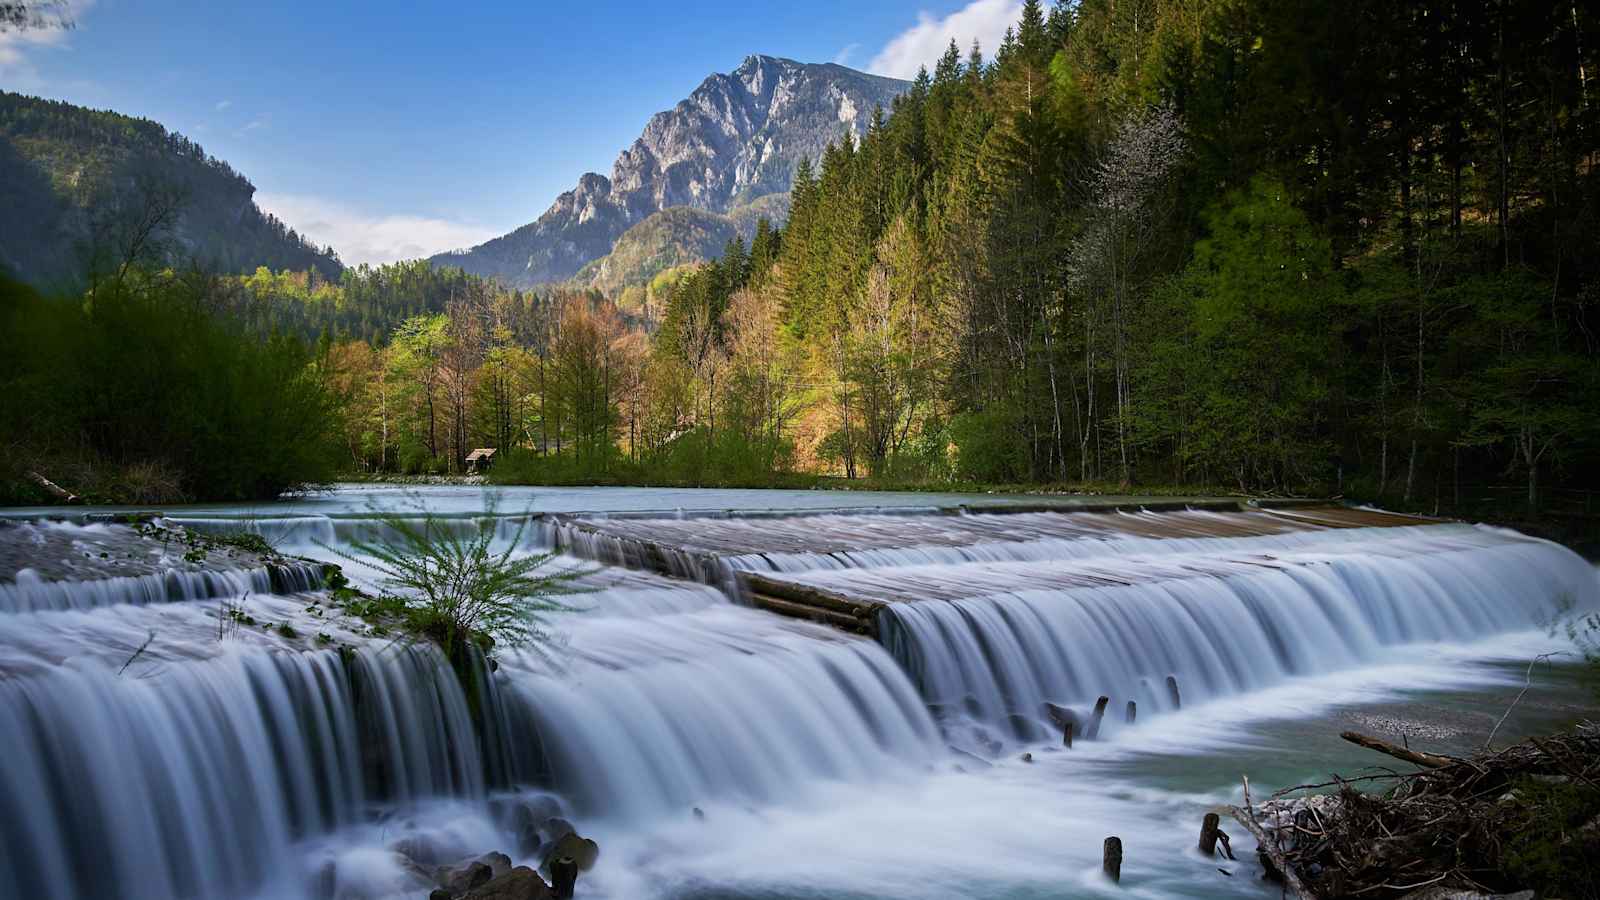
[430,57,909,289]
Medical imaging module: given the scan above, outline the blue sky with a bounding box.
[1,0,1022,264]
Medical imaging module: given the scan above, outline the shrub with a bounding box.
[325,497,582,661]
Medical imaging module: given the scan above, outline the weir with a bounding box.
[1,494,1594,900]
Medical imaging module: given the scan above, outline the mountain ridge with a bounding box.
[429,55,909,290]
[0,91,342,290]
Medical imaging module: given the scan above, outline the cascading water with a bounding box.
[2,488,1595,900]
[746,525,1596,743]
[0,642,482,900]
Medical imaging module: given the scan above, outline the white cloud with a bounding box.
[868,0,1022,80]
[0,0,95,85]
[255,192,500,267]
[215,99,232,111]
[832,43,860,67]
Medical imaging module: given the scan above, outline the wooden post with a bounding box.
[1198,812,1221,856]
[550,855,578,899]
[1102,836,1122,883]
[1087,696,1110,739]
[1166,675,1181,710]
[1125,700,1137,724]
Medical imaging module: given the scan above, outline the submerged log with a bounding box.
[1103,836,1123,883]
[1166,675,1181,710]
[750,593,873,634]
[1339,730,1456,769]
[1198,812,1221,856]
[1228,806,1317,900]
[1087,696,1110,739]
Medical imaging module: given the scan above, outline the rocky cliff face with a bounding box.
[430,56,909,288]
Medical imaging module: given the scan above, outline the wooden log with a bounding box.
[751,593,873,634]
[1102,836,1122,883]
[1166,675,1181,710]
[26,471,80,504]
[1198,812,1221,856]
[1338,730,1455,769]
[549,855,577,899]
[742,573,886,617]
[1125,700,1137,724]
[1087,696,1110,739]
[1228,806,1316,900]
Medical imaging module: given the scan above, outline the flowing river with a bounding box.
[2,485,1596,900]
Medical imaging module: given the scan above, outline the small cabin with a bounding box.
[465,448,497,473]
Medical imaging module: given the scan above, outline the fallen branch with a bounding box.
[1340,731,1457,769]
[1483,653,1563,751]
[26,470,80,504]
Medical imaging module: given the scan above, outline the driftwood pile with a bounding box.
[1230,724,1600,899]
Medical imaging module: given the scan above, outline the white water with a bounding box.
[1,486,1595,900]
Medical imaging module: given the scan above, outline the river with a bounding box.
[2,484,1595,900]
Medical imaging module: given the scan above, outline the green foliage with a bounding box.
[0,272,341,503]
[1498,775,1600,898]
[950,410,1029,483]
[325,499,582,660]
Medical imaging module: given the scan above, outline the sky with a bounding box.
[1,0,1023,265]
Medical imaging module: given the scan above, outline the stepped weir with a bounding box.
[3,490,1594,900]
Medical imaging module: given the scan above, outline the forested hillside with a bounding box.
[309,0,1599,516]
[0,91,341,289]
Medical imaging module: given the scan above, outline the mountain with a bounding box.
[0,91,341,290]
[572,193,790,298]
[430,55,909,290]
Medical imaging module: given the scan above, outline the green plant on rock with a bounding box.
[324,498,582,663]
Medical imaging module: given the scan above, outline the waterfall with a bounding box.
[489,579,942,821]
[857,529,1596,741]
[0,643,482,900]
[3,495,1594,900]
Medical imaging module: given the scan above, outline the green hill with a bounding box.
[0,91,341,290]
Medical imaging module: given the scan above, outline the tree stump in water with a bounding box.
[1103,836,1123,883]
[1088,696,1110,739]
[1166,675,1181,710]
[550,855,578,899]
[1125,701,1137,724]
[1198,812,1221,856]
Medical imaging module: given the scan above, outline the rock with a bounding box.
[692,806,705,820]
[536,816,576,854]
[1019,752,1034,763]
[500,797,563,857]
[434,860,493,895]
[460,866,554,900]
[392,835,452,867]
[475,852,512,878]
[430,891,453,900]
[542,833,599,873]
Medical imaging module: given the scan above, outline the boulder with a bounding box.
[495,795,564,857]
[461,866,554,900]
[542,833,599,873]
[536,817,576,852]
[434,860,492,895]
